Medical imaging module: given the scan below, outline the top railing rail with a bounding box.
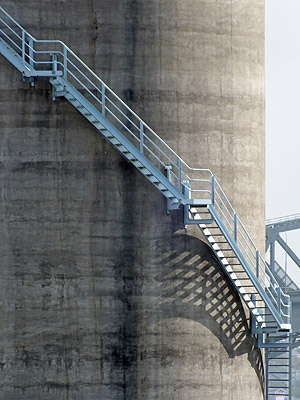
[0,6,214,199]
[211,177,290,325]
[0,6,290,328]
[266,213,300,227]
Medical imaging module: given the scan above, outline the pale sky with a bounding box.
[266,0,300,285]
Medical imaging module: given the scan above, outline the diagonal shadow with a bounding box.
[154,232,264,386]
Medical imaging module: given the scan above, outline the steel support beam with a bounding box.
[277,234,300,270]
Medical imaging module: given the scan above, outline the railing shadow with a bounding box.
[154,232,264,386]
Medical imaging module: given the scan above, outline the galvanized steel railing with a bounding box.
[0,6,212,200]
[266,213,300,227]
[0,6,290,329]
[211,180,290,326]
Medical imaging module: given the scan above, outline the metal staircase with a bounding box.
[0,6,292,399]
[266,213,300,282]
[263,333,292,399]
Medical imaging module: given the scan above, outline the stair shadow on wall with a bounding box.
[154,232,264,386]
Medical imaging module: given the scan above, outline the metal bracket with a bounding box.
[22,75,35,86]
[52,86,66,101]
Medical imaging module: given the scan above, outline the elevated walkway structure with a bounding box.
[266,214,300,332]
[266,213,300,280]
[271,261,299,293]
[0,6,291,399]
[265,214,300,399]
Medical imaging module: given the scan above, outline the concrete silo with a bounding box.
[0,1,265,399]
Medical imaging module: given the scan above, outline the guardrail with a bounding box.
[211,177,290,326]
[0,6,213,199]
[266,213,300,227]
[0,6,290,328]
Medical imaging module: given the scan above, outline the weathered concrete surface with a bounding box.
[0,1,264,399]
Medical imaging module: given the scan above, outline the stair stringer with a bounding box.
[189,205,288,332]
[195,219,265,326]
[50,77,188,208]
[208,205,288,331]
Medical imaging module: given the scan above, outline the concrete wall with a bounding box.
[0,1,264,399]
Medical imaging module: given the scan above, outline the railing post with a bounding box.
[165,166,173,215]
[51,53,57,74]
[211,175,215,206]
[183,181,191,226]
[256,250,259,278]
[234,213,237,242]
[287,295,291,325]
[101,83,106,116]
[28,37,34,68]
[22,30,25,65]
[276,286,282,315]
[178,158,182,191]
[270,241,275,273]
[140,121,144,154]
[63,46,67,79]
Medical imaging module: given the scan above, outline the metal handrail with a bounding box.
[0,6,290,328]
[212,180,290,324]
[266,213,300,226]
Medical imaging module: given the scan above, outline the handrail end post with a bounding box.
[177,159,182,191]
[139,121,144,154]
[101,82,106,116]
[183,180,191,227]
[234,212,237,242]
[63,46,68,79]
[211,175,215,206]
[165,166,173,215]
[21,30,25,65]
[256,250,259,279]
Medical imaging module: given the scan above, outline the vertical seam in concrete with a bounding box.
[230,0,234,179]
[89,0,99,71]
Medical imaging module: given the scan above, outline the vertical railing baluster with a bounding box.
[256,250,259,278]
[234,213,237,242]
[277,286,281,315]
[140,121,144,154]
[63,46,67,79]
[183,181,191,226]
[270,241,275,273]
[52,53,57,74]
[178,158,182,190]
[102,83,106,116]
[28,37,34,68]
[22,30,25,65]
[287,295,291,325]
[211,175,215,206]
